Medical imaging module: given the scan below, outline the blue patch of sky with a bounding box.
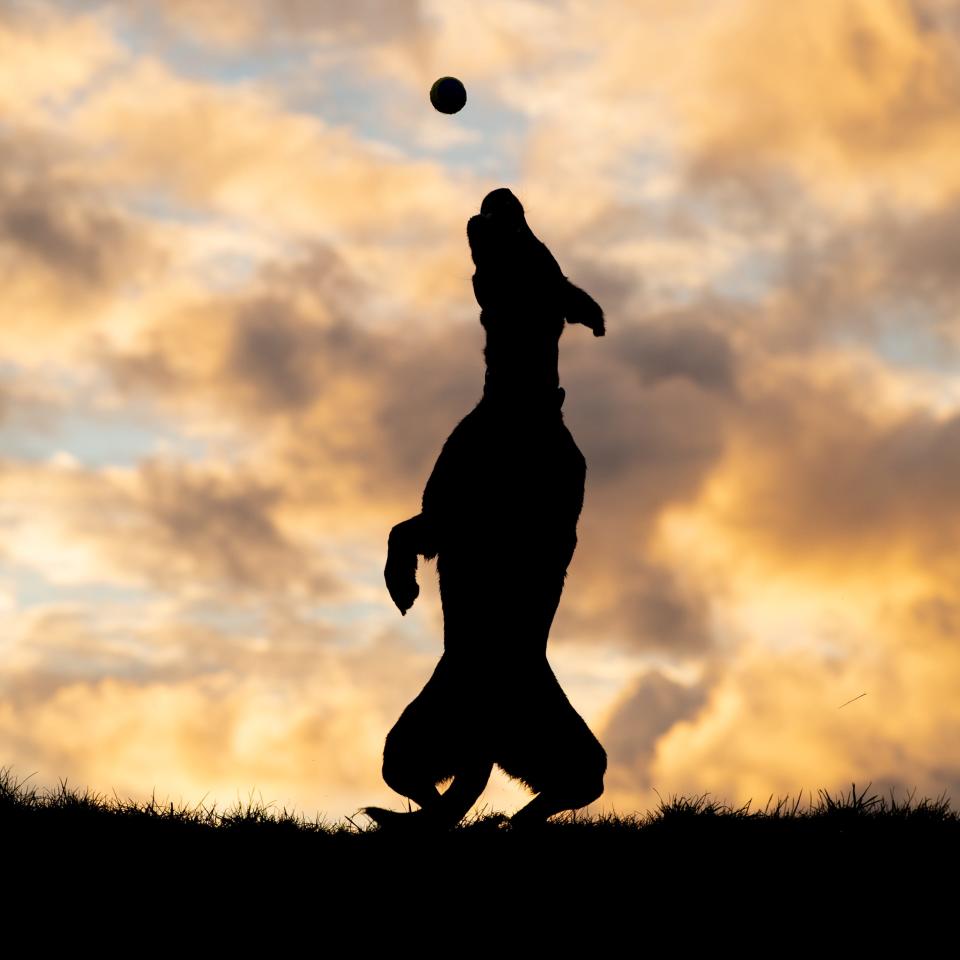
[318,599,384,628]
[112,13,298,88]
[112,194,262,291]
[284,62,388,134]
[0,398,208,468]
[122,191,214,226]
[202,250,264,291]
[112,12,528,183]
[821,296,960,378]
[862,299,960,374]
[179,600,265,638]
[425,87,527,183]
[184,597,419,652]
[290,66,528,183]
[4,564,156,612]
[710,247,781,302]
[615,144,682,200]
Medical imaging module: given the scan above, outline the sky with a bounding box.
[2,0,960,820]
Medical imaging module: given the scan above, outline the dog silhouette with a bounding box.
[368,188,607,829]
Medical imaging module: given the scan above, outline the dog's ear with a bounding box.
[562,281,605,337]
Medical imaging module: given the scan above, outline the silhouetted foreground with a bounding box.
[6,770,956,862]
[6,770,956,937]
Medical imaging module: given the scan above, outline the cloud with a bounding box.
[694,362,960,581]
[0,457,339,600]
[615,313,738,395]
[130,0,425,50]
[0,584,440,815]
[0,129,164,361]
[0,2,120,122]
[645,621,960,806]
[588,348,960,805]
[871,198,960,318]
[602,669,709,796]
[465,0,960,214]
[0,153,143,287]
[681,0,960,208]
[98,241,483,503]
[0,637,432,815]
[73,58,474,241]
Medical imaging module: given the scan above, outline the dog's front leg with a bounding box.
[384,513,437,615]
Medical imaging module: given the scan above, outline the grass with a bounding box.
[4,765,956,850]
[4,767,956,931]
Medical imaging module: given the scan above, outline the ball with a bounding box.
[430,76,467,114]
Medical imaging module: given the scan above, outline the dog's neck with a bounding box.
[479,308,565,410]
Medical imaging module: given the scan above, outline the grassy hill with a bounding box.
[5,765,955,854]
[4,766,955,938]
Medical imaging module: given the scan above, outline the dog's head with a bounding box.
[479,187,525,230]
[467,188,527,272]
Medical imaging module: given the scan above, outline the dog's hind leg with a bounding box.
[366,762,492,832]
[509,777,604,827]
[509,739,606,827]
[499,666,607,827]
[432,761,493,827]
[365,744,447,832]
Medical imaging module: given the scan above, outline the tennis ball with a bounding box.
[430,76,467,114]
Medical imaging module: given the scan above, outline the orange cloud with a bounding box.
[684,0,960,208]
[74,60,472,238]
[135,0,424,51]
[0,130,165,362]
[0,662,400,815]
[0,4,119,122]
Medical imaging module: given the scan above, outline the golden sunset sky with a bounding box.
[2,0,960,819]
